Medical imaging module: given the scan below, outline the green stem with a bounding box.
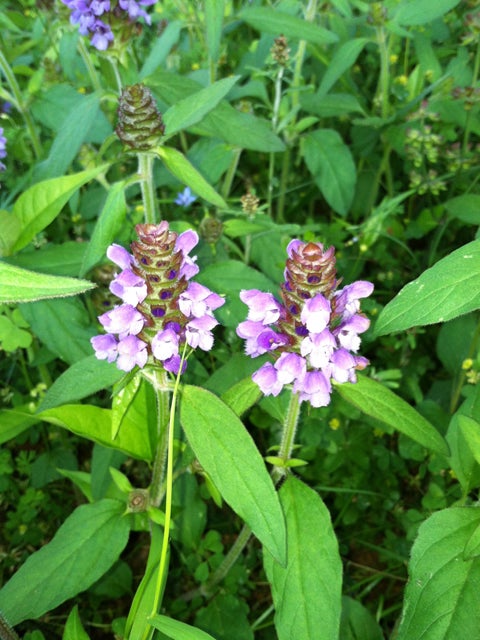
[267,65,285,217]
[148,368,171,507]
[376,25,390,119]
[462,40,480,153]
[273,391,302,480]
[291,0,317,111]
[77,37,102,93]
[145,353,186,638]
[221,147,242,200]
[138,153,158,223]
[0,49,42,158]
[276,145,291,223]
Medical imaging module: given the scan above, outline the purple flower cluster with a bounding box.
[61,0,156,50]
[236,239,373,408]
[91,222,224,373]
[0,127,7,172]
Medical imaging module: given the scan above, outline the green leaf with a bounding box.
[318,39,370,97]
[164,76,239,137]
[4,241,87,277]
[196,260,276,329]
[393,0,461,26]
[140,21,183,79]
[38,404,154,461]
[0,406,40,445]
[221,377,262,417]
[9,165,108,255]
[149,615,217,640]
[373,240,480,336]
[301,92,365,118]
[445,194,480,225]
[37,355,123,412]
[34,92,101,181]
[340,596,385,640]
[195,594,253,640]
[458,415,480,467]
[264,477,342,640]
[63,605,91,640]
[205,0,225,63]
[239,7,338,44]
[154,146,227,209]
[180,385,286,565]
[396,507,480,640]
[20,298,96,365]
[112,374,142,440]
[303,129,356,216]
[80,181,127,276]
[335,375,449,456]
[0,499,130,626]
[0,262,96,304]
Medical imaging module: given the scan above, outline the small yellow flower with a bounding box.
[462,358,474,370]
[389,54,399,64]
[135,204,145,214]
[191,62,200,71]
[395,74,408,86]
[329,418,341,430]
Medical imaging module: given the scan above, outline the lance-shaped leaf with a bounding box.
[180,385,286,565]
[0,261,96,304]
[238,7,338,44]
[155,146,227,209]
[396,507,480,639]
[335,375,449,457]
[264,477,342,640]
[373,240,480,336]
[0,499,130,626]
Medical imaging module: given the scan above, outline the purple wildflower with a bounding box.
[236,239,373,408]
[0,127,7,172]
[175,187,197,207]
[91,221,224,373]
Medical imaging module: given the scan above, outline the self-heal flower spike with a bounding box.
[116,84,165,151]
[91,221,224,373]
[0,127,7,172]
[236,239,373,408]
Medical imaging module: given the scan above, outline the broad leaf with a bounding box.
[318,39,370,97]
[163,76,239,136]
[37,355,123,412]
[335,375,449,456]
[180,385,286,565]
[80,181,127,276]
[264,477,342,640]
[0,262,95,304]
[140,21,182,79]
[373,240,480,336]
[0,499,130,626]
[239,7,338,44]
[393,0,461,26]
[5,241,87,277]
[445,194,480,225]
[195,594,253,640]
[9,165,108,254]
[150,615,217,640]
[0,406,40,445]
[396,507,480,639]
[304,129,356,216]
[340,596,385,640]
[205,0,225,63]
[63,605,91,640]
[20,298,96,365]
[221,377,262,417]
[38,404,154,461]
[155,146,227,208]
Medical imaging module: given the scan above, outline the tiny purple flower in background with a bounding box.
[91,222,224,373]
[175,187,197,207]
[236,239,374,408]
[61,0,157,50]
[0,127,7,172]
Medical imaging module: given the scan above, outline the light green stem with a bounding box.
[0,49,42,158]
[138,153,158,223]
[148,368,171,507]
[291,0,317,111]
[77,36,102,93]
[221,147,242,200]
[267,65,285,217]
[376,25,390,119]
[274,391,302,479]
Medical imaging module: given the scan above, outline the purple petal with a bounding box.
[116,335,148,371]
[91,334,118,363]
[151,328,180,361]
[107,244,134,270]
[293,370,332,408]
[274,353,307,385]
[252,363,284,397]
[300,294,331,333]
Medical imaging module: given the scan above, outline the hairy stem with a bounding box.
[138,153,158,224]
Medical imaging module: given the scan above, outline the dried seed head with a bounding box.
[116,84,165,150]
[271,34,290,66]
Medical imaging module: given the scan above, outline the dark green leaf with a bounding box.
[264,477,342,640]
[393,0,461,26]
[335,375,449,456]
[239,7,338,44]
[205,0,225,63]
[195,594,253,640]
[37,355,123,412]
[304,129,356,216]
[340,596,385,640]
[318,39,370,96]
[0,500,130,626]
[445,194,480,225]
[396,507,480,639]
[181,385,286,565]
[63,605,91,640]
[4,242,87,277]
[373,240,480,336]
[150,615,217,640]
[140,21,183,79]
